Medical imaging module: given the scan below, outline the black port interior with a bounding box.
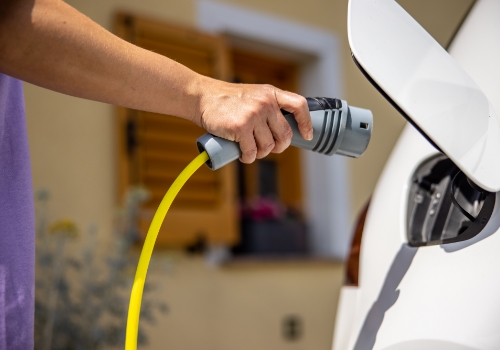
[407,154,495,247]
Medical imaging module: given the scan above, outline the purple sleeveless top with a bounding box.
[0,73,35,349]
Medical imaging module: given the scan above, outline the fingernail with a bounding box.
[307,129,313,140]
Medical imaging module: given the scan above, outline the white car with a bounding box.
[333,0,500,349]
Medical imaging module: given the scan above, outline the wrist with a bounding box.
[188,73,216,127]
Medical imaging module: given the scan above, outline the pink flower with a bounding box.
[241,197,285,221]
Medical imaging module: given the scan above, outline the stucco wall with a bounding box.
[26,0,473,233]
[143,254,343,350]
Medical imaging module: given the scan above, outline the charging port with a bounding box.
[360,122,369,129]
[407,154,495,247]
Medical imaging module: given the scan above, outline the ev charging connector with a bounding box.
[127,98,373,349]
[196,97,373,170]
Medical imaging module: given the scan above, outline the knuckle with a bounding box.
[248,106,260,119]
[272,146,284,154]
[276,125,293,142]
[246,147,258,157]
[284,126,293,140]
[264,141,275,151]
[256,106,266,118]
[271,142,286,154]
[234,120,249,133]
[294,96,307,111]
[300,96,308,107]
[262,84,274,92]
[248,155,258,163]
[256,149,270,159]
[263,98,275,110]
[241,147,257,164]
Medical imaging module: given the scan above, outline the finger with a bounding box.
[253,123,276,159]
[267,107,292,154]
[275,90,312,140]
[238,132,258,164]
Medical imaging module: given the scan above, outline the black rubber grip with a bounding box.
[280,97,341,117]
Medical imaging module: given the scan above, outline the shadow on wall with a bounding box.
[353,244,418,350]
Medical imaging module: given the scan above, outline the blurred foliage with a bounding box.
[34,187,167,350]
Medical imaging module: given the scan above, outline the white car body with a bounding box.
[333,1,500,349]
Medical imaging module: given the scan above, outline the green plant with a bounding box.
[34,188,167,350]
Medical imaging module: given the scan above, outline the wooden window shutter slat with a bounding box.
[115,13,238,247]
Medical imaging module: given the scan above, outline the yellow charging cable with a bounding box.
[125,151,210,350]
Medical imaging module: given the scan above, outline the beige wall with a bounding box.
[25,0,474,232]
[24,0,474,349]
[144,254,343,350]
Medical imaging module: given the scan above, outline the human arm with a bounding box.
[0,0,312,163]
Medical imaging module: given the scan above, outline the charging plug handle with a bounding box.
[196,97,373,171]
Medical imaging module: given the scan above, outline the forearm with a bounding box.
[0,0,312,163]
[0,0,204,122]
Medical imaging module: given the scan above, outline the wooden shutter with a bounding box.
[115,14,238,247]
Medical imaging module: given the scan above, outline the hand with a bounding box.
[195,77,312,164]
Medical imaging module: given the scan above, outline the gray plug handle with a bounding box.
[196,134,241,171]
[196,97,373,171]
